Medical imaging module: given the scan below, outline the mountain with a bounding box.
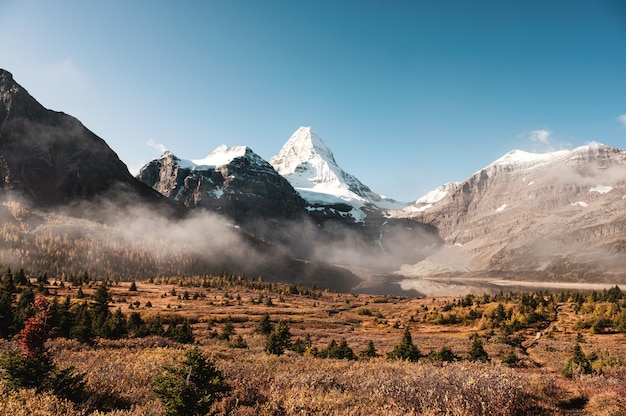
[137,145,306,223]
[399,143,626,281]
[138,127,441,271]
[269,126,407,222]
[0,69,170,209]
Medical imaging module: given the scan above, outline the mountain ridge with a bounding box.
[398,143,626,281]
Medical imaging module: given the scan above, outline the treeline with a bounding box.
[254,313,489,365]
[147,274,325,298]
[0,221,228,280]
[422,288,626,335]
[0,269,194,345]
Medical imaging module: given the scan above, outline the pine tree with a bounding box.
[69,302,93,344]
[14,287,35,331]
[255,313,273,335]
[152,347,230,416]
[562,344,593,378]
[264,320,291,355]
[387,327,421,362]
[359,340,379,358]
[0,282,14,338]
[105,308,128,340]
[467,338,490,362]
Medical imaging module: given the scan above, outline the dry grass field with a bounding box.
[1,276,626,415]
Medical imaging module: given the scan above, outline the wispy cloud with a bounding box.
[522,128,570,153]
[617,114,626,127]
[146,139,168,153]
[529,129,551,144]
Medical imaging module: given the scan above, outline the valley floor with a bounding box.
[1,277,626,415]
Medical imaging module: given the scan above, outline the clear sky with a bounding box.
[1,0,625,201]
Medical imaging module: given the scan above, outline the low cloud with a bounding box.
[617,114,626,127]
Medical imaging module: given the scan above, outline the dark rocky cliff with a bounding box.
[0,69,172,209]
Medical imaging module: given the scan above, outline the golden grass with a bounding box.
[2,279,626,415]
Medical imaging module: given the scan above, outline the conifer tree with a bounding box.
[359,340,379,358]
[0,282,14,338]
[255,313,273,335]
[387,327,421,362]
[264,320,291,355]
[467,338,489,362]
[152,347,230,416]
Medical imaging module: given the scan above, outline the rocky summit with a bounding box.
[137,145,306,223]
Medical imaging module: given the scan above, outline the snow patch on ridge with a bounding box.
[589,185,612,194]
[495,204,507,213]
[571,201,588,208]
[176,145,259,171]
[405,182,459,213]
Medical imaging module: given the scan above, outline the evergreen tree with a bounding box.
[320,339,356,360]
[50,296,72,339]
[129,281,137,291]
[14,288,35,331]
[104,308,128,340]
[255,313,273,335]
[166,320,194,344]
[69,302,93,344]
[14,269,28,286]
[562,344,593,378]
[0,282,14,338]
[359,340,379,358]
[2,270,16,294]
[152,347,230,416]
[128,312,145,336]
[218,317,235,341]
[264,320,291,355]
[428,346,458,362]
[387,327,421,362]
[467,338,490,362]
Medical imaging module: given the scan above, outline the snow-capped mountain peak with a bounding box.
[175,145,264,171]
[270,127,408,222]
[270,126,338,174]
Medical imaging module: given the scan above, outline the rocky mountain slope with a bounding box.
[137,145,306,223]
[399,144,626,281]
[0,69,170,210]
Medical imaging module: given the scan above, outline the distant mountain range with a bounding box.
[1,68,625,286]
[398,144,626,282]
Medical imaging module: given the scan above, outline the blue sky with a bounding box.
[1,0,625,201]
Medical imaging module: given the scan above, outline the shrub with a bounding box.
[152,346,230,416]
[359,340,379,358]
[387,327,421,362]
[562,344,593,378]
[467,338,490,362]
[264,320,291,355]
[428,346,458,362]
